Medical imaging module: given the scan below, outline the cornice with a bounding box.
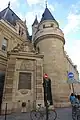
[0,61,7,66]
[34,34,65,45]
[8,52,44,59]
[0,55,7,61]
[38,20,59,28]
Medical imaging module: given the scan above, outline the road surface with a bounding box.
[0,107,73,120]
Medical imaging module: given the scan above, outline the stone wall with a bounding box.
[2,56,16,112]
[64,51,79,80]
[36,58,44,106]
[36,36,70,107]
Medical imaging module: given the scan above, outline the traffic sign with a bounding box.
[67,72,74,84]
[44,73,48,78]
[68,72,74,79]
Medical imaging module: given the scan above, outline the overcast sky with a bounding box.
[0,0,80,78]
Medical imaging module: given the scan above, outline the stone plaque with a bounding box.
[18,72,31,90]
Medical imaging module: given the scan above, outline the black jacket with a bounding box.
[43,78,53,105]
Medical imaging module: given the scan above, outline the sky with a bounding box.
[0,0,80,78]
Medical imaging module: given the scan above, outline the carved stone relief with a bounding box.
[19,89,31,95]
[11,41,35,53]
[20,60,34,71]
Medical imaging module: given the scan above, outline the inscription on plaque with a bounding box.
[18,72,31,90]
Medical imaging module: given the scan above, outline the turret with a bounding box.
[32,16,38,42]
[33,7,65,46]
[33,6,70,107]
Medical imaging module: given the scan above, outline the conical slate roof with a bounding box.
[0,3,21,26]
[32,16,38,26]
[0,2,32,41]
[40,7,55,22]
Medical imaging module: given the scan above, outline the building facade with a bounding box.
[0,3,79,113]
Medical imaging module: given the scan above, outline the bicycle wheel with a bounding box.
[48,110,57,120]
[30,110,40,120]
[77,115,80,120]
[72,106,76,120]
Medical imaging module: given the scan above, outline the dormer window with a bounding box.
[19,26,24,36]
[21,29,24,36]
[2,38,8,51]
[19,26,21,35]
[43,24,45,28]
[51,24,53,27]
[12,13,14,16]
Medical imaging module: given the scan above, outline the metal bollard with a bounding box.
[5,103,7,120]
[46,102,48,120]
[45,94,48,120]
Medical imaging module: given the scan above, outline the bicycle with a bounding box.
[72,103,80,120]
[30,103,57,120]
[77,107,80,120]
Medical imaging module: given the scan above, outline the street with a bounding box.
[0,107,73,120]
[56,107,72,120]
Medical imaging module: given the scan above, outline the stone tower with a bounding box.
[33,6,70,107]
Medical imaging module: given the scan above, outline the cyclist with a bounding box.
[70,93,79,120]
[70,93,76,104]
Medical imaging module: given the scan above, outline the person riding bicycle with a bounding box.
[70,93,79,120]
[70,93,76,104]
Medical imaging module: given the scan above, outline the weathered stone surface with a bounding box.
[37,93,43,100]
[20,60,34,70]
[6,78,13,84]
[37,80,42,85]
[37,88,42,93]
[5,88,12,93]
[3,57,16,102]
[35,24,78,106]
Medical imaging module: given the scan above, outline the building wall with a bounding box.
[0,19,26,81]
[0,19,29,113]
[63,52,79,94]
[66,56,79,80]
[0,20,24,53]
